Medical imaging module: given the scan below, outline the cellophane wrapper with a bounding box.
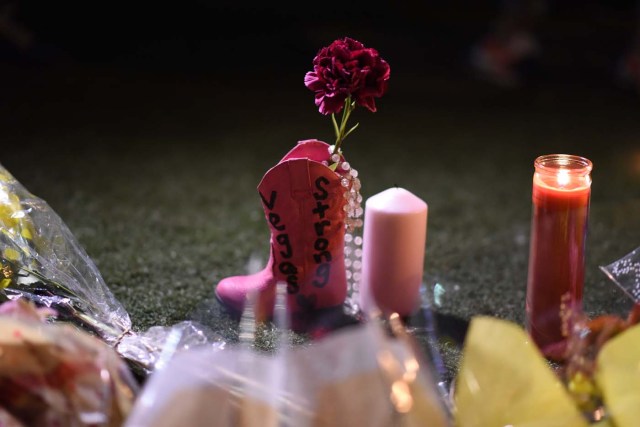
[600,245,640,304]
[0,164,224,375]
[0,165,130,342]
[0,299,138,426]
[125,320,450,427]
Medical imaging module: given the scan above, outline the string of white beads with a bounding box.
[328,145,364,312]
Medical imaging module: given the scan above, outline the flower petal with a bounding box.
[305,37,389,114]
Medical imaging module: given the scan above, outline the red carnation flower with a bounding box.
[304,38,390,163]
[305,37,390,115]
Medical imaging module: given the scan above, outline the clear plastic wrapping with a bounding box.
[0,164,224,375]
[0,166,131,342]
[600,245,640,303]
[126,318,450,427]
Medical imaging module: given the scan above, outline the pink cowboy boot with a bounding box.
[215,140,349,331]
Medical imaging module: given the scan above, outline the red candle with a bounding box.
[526,154,593,353]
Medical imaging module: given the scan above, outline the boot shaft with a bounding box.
[258,141,348,315]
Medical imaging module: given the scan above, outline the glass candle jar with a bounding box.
[526,154,593,354]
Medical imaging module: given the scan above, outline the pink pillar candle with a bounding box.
[360,187,428,316]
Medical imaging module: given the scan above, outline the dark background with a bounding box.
[4,1,640,80]
[3,0,640,160]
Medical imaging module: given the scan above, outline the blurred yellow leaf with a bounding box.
[0,204,19,229]
[454,316,588,427]
[2,248,20,261]
[596,323,640,427]
[20,226,33,240]
[0,180,35,250]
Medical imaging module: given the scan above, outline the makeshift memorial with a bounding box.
[360,187,428,317]
[526,154,592,354]
[0,298,137,426]
[0,164,224,376]
[215,37,390,329]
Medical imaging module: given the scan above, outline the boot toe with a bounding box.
[215,270,274,316]
[215,275,250,314]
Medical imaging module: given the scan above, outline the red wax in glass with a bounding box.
[526,155,592,352]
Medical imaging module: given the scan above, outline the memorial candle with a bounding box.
[526,154,592,353]
[360,187,428,316]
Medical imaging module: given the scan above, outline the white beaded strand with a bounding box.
[327,145,364,314]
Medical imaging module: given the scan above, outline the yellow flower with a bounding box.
[2,248,21,261]
[0,178,35,254]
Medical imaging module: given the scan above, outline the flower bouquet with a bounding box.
[0,164,224,378]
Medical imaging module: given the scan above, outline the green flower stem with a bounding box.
[331,96,359,156]
[1,257,127,340]
[3,257,77,298]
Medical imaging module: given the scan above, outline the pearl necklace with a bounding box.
[324,145,364,314]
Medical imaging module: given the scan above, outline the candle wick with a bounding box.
[394,183,398,188]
